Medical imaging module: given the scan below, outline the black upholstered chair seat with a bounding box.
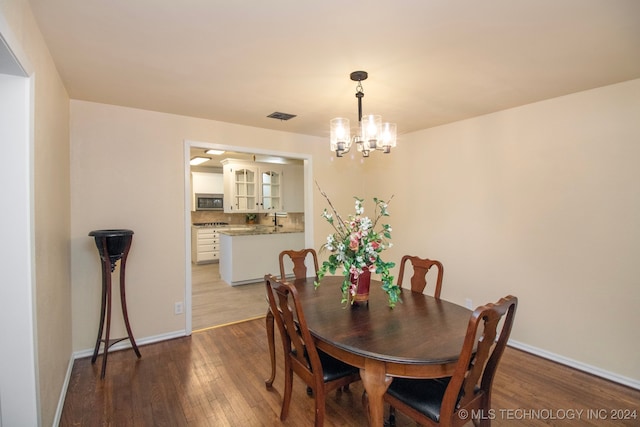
[387,377,451,422]
[318,349,360,382]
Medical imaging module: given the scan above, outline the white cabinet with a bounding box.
[222,160,283,213]
[223,163,258,212]
[191,171,223,211]
[191,226,221,264]
[282,164,304,212]
[192,171,223,194]
[260,167,284,210]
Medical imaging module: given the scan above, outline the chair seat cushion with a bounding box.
[386,377,451,422]
[318,349,359,382]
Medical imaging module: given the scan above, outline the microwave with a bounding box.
[195,193,224,211]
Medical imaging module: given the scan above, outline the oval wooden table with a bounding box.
[292,276,472,426]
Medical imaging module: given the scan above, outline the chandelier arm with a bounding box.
[337,145,350,157]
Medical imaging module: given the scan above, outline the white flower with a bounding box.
[359,216,372,231]
[326,235,335,251]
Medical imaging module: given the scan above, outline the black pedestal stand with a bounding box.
[89,229,141,378]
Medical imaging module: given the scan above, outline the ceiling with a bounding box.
[28,0,640,139]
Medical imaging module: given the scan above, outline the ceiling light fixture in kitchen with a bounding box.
[190,157,210,165]
[205,149,225,155]
[330,71,397,158]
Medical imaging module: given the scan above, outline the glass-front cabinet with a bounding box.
[222,159,283,213]
[233,166,257,211]
[261,169,282,210]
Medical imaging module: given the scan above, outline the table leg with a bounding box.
[119,255,141,358]
[264,308,276,389]
[101,263,113,379]
[360,359,393,426]
[91,258,109,364]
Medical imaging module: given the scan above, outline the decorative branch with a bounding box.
[315,180,349,237]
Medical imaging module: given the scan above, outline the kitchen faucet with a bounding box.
[265,212,283,228]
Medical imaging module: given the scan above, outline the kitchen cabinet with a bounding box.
[221,159,283,213]
[282,163,304,212]
[192,171,223,194]
[191,171,223,211]
[191,226,221,264]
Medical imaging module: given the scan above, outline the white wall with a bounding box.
[366,79,640,383]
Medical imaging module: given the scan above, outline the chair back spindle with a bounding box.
[279,249,319,280]
[397,255,444,297]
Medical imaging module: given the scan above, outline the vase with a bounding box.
[350,268,371,305]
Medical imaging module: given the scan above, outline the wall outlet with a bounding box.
[465,298,473,309]
[174,301,184,315]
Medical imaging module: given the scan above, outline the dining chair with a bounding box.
[397,255,444,297]
[383,295,518,427]
[279,248,319,281]
[264,274,361,427]
[266,248,319,389]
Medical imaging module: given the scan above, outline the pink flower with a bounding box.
[349,234,360,251]
[349,265,359,276]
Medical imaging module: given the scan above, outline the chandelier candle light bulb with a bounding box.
[380,122,397,153]
[362,114,381,149]
[330,118,351,153]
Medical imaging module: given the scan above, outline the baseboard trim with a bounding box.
[72,329,189,360]
[53,355,75,427]
[509,339,640,391]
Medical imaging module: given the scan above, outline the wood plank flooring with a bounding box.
[191,262,268,330]
[61,317,640,426]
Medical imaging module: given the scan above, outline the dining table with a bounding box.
[287,275,473,426]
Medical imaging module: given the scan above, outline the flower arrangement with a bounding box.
[314,184,400,308]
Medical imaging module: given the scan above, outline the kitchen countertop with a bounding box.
[218,225,304,236]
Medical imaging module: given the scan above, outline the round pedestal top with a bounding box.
[89,229,134,238]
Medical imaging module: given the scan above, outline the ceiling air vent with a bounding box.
[267,112,297,121]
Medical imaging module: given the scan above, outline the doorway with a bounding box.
[183,140,313,332]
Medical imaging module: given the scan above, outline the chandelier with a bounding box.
[330,71,397,158]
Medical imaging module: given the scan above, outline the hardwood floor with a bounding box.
[191,262,268,330]
[61,317,640,426]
